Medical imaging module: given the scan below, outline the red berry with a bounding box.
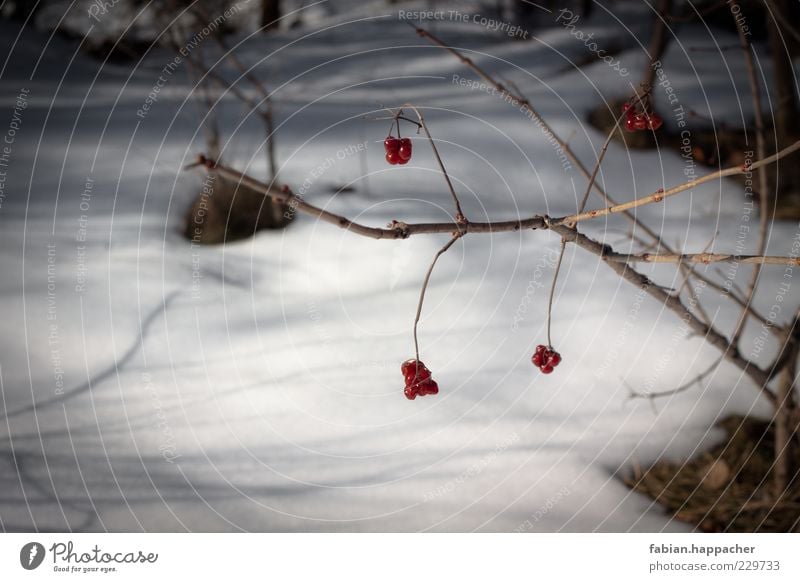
[622,103,631,113]
[384,137,400,153]
[396,156,409,165]
[648,114,663,130]
[533,346,561,373]
[407,375,431,390]
[419,379,438,395]
[633,114,647,131]
[401,359,416,376]
[398,138,412,161]
[386,151,401,165]
[625,117,637,132]
[402,359,430,381]
[401,359,438,398]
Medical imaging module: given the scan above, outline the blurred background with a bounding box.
[0,0,798,532]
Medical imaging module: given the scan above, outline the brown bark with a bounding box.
[773,345,797,498]
[767,0,800,146]
[260,0,281,32]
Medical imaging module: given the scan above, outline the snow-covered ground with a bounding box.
[0,0,796,532]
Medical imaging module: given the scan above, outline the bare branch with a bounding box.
[189,3,278,180]
[628,356,724,403]
[549,223,777,403]
[609,252,800,266]
[412,24,665,244]
[677,239,714,327]
[575,108,628,218]
[198,156,546,238]
[699,267,773,328]
[556,139,800,225]
[413,23,785,334]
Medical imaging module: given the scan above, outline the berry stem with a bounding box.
[574,106,629,224]
[413,233,462,362]
[546,239,567,348]
[549,100,627,346]
[393,103,467,223]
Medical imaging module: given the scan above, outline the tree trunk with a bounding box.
[765,0,800,214]
[767,0,800,146]
[260,0,282,32]
[772,343,797,499]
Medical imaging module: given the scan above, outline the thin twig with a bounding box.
[628,356,724,402]
[545,103,628,342]
[640,0,673,90]
[413,234,462,361]
[395,103,467,222]
[701,267,773,328]
[556,138,800,225]
[369,113,422,128]
[608,252,800,266]
[546,239,567,347]
[190,4,278,181]
[180,9,277,182]
[185,46,222,160]
[545,72,639,347]
[676,236,715,327]
[576,107,629,218]
[729,12,770,349]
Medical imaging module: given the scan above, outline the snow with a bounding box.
[0,0,796,532]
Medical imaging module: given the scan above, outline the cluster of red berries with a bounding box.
[622,102,663,132]
[532,345,561,374]
[401,359,438,399]
[384,136,412,165]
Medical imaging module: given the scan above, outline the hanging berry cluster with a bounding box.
[387,107,563,400]
[384,136,413,165]
[532,345,561,374]
[401,359,439,399]
[622,101,663,132]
